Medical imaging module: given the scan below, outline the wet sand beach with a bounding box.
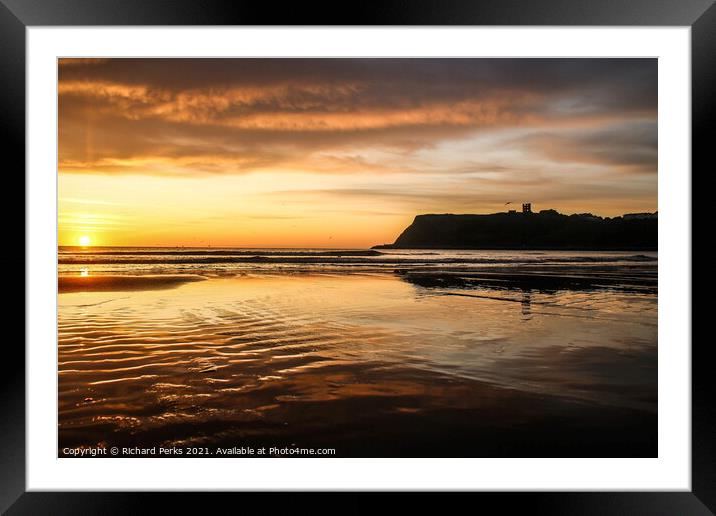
[58,249,657,457]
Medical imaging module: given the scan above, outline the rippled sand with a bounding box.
[58,271,657,457]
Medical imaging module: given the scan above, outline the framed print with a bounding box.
[6,0,712,512]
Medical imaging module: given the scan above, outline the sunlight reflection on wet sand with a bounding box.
[58,272,657,457]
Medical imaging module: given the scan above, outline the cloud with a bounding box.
[58,58,657,109]
[267,169,652,214]
[58,58,111,68]
[515,121,657,173]
[58,58,657,180]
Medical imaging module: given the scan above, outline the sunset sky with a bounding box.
[58,58,657,248]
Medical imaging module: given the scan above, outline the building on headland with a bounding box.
[522,203,532,214]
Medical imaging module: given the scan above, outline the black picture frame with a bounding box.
[5,0,711,513]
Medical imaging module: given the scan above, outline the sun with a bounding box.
[79,235,91,247]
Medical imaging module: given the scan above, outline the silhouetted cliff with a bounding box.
[373,210,657,250]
